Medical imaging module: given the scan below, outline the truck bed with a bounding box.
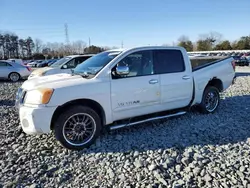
[191,56,235,105]
[192,57,233,72]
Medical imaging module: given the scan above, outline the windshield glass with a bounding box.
[73,51,121,76]
[50,57,72,67]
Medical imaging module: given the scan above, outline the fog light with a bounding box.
[22,119,29,127]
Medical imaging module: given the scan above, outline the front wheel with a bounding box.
[54,105,101,150]
[198,86,220,114]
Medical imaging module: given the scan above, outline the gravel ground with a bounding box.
[0,69,250,187]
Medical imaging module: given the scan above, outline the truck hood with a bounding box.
[21,73,85,90]
[31,67,53,75]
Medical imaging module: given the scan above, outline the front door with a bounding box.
[110,50,160,121]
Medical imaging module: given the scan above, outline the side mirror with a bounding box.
[116,65,129,75]
[62,65,68,69]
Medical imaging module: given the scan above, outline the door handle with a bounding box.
[149,79,158,84]
[182,75,191,80]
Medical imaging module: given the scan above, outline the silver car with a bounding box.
[0,60,31,82]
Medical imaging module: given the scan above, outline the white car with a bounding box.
[28,54,94,79]
[16,46,236,150]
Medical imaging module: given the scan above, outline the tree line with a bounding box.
[1,31,250,60]
[176,32,250,52]
[0,31,115,60]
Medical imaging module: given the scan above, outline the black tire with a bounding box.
[9,72,20,82]
[54,105,101,150]
[198,86,220,114]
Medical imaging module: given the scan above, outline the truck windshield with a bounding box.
[50,57,72,67]
[73,51,121,77]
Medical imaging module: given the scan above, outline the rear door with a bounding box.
[0,61,12,78]
[153,49,193,110]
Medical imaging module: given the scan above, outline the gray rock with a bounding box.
[134,151,139,157]
[204,174,212,182]
[153,171,168,186]
[148,164,157,171]
[133,159,143,168]
[29,184,38,188]
[181,157,190,166]
[31,168,37,175]
[107,168,115,179]
[239,166,245,172]
[118,174,126,181]
[175,164,182,173]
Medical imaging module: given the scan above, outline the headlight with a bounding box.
[24,88,54,105]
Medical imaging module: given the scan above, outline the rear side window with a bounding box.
[0,62,11,67]
[153,50,185,74]
[75,56,91,66]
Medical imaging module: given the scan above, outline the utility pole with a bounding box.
[64,23,70,55]
[88,37,91,47]
[121,40,124,48]
[64,23,70,44]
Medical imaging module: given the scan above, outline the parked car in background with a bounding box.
[28,54,94,79]
[0,60,31,82]
[23,60,32,65]
[234,57,249,66]
[16,46,236,150]
[37,59,58,67]
[27,60,39,67]
[32,60,44,67]
[47,59,58,66]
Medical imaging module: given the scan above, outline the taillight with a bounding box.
[26,66,31,71]
[231,60,236,71]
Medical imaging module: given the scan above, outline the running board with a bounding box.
[109,111,187,130]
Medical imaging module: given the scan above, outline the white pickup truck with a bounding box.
[15,46,236,150]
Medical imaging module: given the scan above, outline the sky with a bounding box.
[1,0,250,48]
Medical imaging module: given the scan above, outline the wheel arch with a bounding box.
[206,77,223,92]
[50,99,106,130]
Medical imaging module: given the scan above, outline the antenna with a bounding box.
[64,23,70,44]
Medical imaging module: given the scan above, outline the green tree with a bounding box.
[84,45,106,54]
[196,39,213,51]
[25,37,34,58]
[196,32,222,51]
[177,35,193,51]
[214,40,232,50]
[178,41,193,51]
[235,36,250,50]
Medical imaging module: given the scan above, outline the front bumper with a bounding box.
[19,105,57,135]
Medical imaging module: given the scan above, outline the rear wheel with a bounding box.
[198,86,220,114]
[54,105,101,150]
[9,72,20,82]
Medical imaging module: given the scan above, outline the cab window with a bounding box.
[153,49,185,74]
[111,50,154,79]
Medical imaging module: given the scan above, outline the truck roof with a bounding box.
[66,54,95,58]
[106,46,185,53]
